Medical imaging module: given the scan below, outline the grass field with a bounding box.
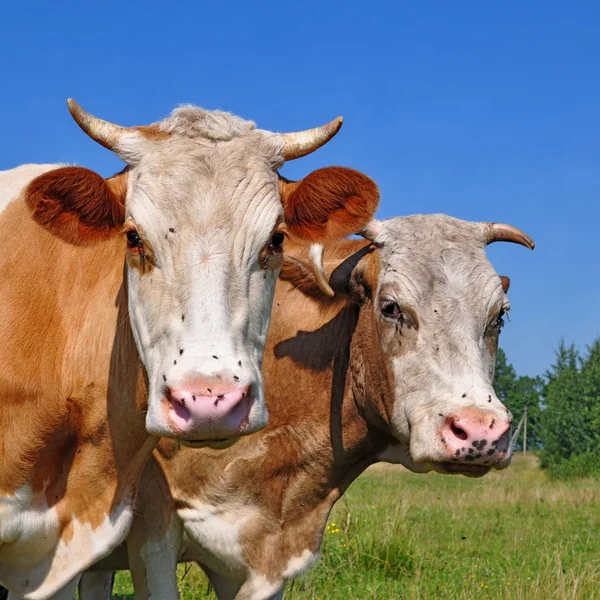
[112,454,600,599]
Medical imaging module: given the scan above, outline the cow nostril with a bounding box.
[450,422,468,441]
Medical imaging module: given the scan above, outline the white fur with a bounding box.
[238,574,281,600]
[116,108,285,441]
[281,549,317,579]
[178,499,250,575]
[0,485,132,599]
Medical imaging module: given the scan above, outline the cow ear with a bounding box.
[25,166,126,246]
[279,167,379,243]
[500,275,510,293]
[279,242,377,302]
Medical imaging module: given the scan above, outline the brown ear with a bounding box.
[280,242,376,301]
[500,275,510,293]
[279,167,379,243]
[25,166,126,245]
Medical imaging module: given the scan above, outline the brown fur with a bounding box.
[1,154,380,597]
[87,216,519,598]
[280,167,379,242]
[96,239,393,591]
[25,167,126,245]
[0,193,155,541]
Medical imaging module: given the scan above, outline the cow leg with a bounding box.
[78,570,115,599]
[198,564,242,600]
[128,527,181,600]
[126,456,182,599]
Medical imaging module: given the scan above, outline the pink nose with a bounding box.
[165,380,252,440]
[441,408,510,465]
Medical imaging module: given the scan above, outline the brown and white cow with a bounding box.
[84,214,534,600]
[0,100,379,599]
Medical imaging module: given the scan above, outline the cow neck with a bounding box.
[155,247,391,550]
[0,195,155,514]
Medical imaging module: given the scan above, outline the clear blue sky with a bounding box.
[1,1,598,377]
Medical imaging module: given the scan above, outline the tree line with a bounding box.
[494,338,600,479]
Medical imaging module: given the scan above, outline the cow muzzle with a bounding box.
[437,408,511,476]
[160,378,255,446]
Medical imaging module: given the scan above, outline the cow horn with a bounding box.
[279,117,343,161]
[484,223,535,250]
[308,243,335,297]
[67,98,134,153]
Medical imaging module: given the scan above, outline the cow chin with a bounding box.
[179,437,241,450]
[408,440,510,478]
[432,462,491,478]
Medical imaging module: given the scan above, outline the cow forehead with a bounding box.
[376,214,486,251]
[125,105,283,214]
[138,104,282,166]
[374,215,503,308]
[123,108,284,242]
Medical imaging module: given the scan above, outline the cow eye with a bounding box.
[269,232,285,250]
[381,300,402,319]
[126,230,143,248]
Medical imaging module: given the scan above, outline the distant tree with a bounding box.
[494,348,543,448]
[493,348,517,401]
[539,339,600,479]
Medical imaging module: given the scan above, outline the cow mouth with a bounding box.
[437,462,491,478]
[179,437,241,449]
[166,394,253,445]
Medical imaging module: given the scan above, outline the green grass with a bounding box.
[113,455,600,599]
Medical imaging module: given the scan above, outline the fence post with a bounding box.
[522,405,528,454]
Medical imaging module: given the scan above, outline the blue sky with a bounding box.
[1,1,598,377]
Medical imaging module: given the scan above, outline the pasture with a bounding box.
[111,454,600,599]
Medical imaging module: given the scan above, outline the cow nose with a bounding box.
[165,380,252,440]
[441,409,511,465]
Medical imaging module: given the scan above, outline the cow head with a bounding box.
[24,100,379,447]
[284,214,533,477]
[353,215,535,476]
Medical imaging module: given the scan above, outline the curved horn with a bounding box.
[67,98,133,152]
[280,117,343,161]
[308,243,335,297]
[484,223,535,250]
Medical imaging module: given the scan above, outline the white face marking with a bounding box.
[368,215,511,465]
[120,111,285,443]
[0,485,133,599]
